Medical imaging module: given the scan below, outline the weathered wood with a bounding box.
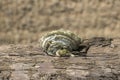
[0,38,120,80]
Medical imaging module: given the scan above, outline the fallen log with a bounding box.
[0,38,120,80]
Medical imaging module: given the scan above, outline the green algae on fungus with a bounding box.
[40,30,81,57]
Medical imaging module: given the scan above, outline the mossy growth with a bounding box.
[56,49,75,57]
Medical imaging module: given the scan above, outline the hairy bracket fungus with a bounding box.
[40,30,81,57]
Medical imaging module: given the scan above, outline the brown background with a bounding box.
[0,0,120,44]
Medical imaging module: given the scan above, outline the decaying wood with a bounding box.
[0,38,120,80]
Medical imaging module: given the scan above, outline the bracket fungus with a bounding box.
[40,30,82,57]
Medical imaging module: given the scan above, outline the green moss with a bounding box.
[56,49,71,57]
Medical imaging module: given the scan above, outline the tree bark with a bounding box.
[0,38,120,80]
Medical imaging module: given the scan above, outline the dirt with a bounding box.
[0,38,120,80]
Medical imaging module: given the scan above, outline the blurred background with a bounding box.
[0,0,120,45]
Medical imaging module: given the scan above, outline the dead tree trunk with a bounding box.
[0,38,120,80]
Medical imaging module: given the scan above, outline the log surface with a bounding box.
[0,38,120,80]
